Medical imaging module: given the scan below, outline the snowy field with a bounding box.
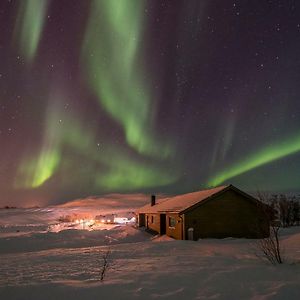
[0,204,300,300]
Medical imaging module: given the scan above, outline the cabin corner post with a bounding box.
[181,214,185,240]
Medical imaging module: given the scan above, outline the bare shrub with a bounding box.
[255,192,283,264]
[99,248,112,282]
[257,223,283,264]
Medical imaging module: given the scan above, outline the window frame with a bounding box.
[168,216,176,228]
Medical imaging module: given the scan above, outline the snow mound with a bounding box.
[152,234,175,242]
[0,225,151,254]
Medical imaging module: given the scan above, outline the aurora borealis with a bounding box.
[1,0,300,206]
[14,0,49,63]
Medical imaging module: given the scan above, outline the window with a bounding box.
[151,216,155,223]
[169,217,176,227]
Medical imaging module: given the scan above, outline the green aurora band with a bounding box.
[93,148,177,191]
[209,133,300,187]
[15,1,178,191]
[15,148,60,188]
[15,0,49,63]
[15,101,63,188]
[15,100,176,190]
[82,0,172,158]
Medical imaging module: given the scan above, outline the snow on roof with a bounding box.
[137,185,229,214]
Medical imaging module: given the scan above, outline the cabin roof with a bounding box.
[137,185,237,214]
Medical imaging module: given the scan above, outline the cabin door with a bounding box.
[139,214,145,227]
[160,214,166,235]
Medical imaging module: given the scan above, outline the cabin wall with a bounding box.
[166,213,182,239]
[139,212,183,238]
[144,213,161,233]
[184,190,269,239]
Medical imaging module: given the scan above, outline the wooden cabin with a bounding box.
[136,185,269,240]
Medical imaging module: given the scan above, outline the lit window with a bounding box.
[169,217,176,227]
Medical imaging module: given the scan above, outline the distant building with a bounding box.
[95,213,136,224]
[95,214,115,223]
[136,185,269,240]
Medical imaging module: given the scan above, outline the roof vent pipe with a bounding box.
[151,195,156,206]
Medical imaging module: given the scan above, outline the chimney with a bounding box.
[151,195,156,206]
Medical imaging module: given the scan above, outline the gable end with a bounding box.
[180,185,259,215]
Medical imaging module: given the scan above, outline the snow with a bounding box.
[138,185,228,213]
[0,207,300,300]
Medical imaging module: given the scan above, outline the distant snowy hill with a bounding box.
[57,193,150,210]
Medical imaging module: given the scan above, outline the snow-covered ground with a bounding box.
[0,206,300,300]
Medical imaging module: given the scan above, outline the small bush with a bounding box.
[99,249,112,282]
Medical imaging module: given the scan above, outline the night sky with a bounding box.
[1,0,300,206]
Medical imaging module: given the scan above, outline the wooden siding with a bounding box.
[166,213,182,239]
[142,213,183,238]
[145,213,161,233]
[184,189,269,239]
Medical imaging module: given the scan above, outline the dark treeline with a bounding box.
[260,194,300,227]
